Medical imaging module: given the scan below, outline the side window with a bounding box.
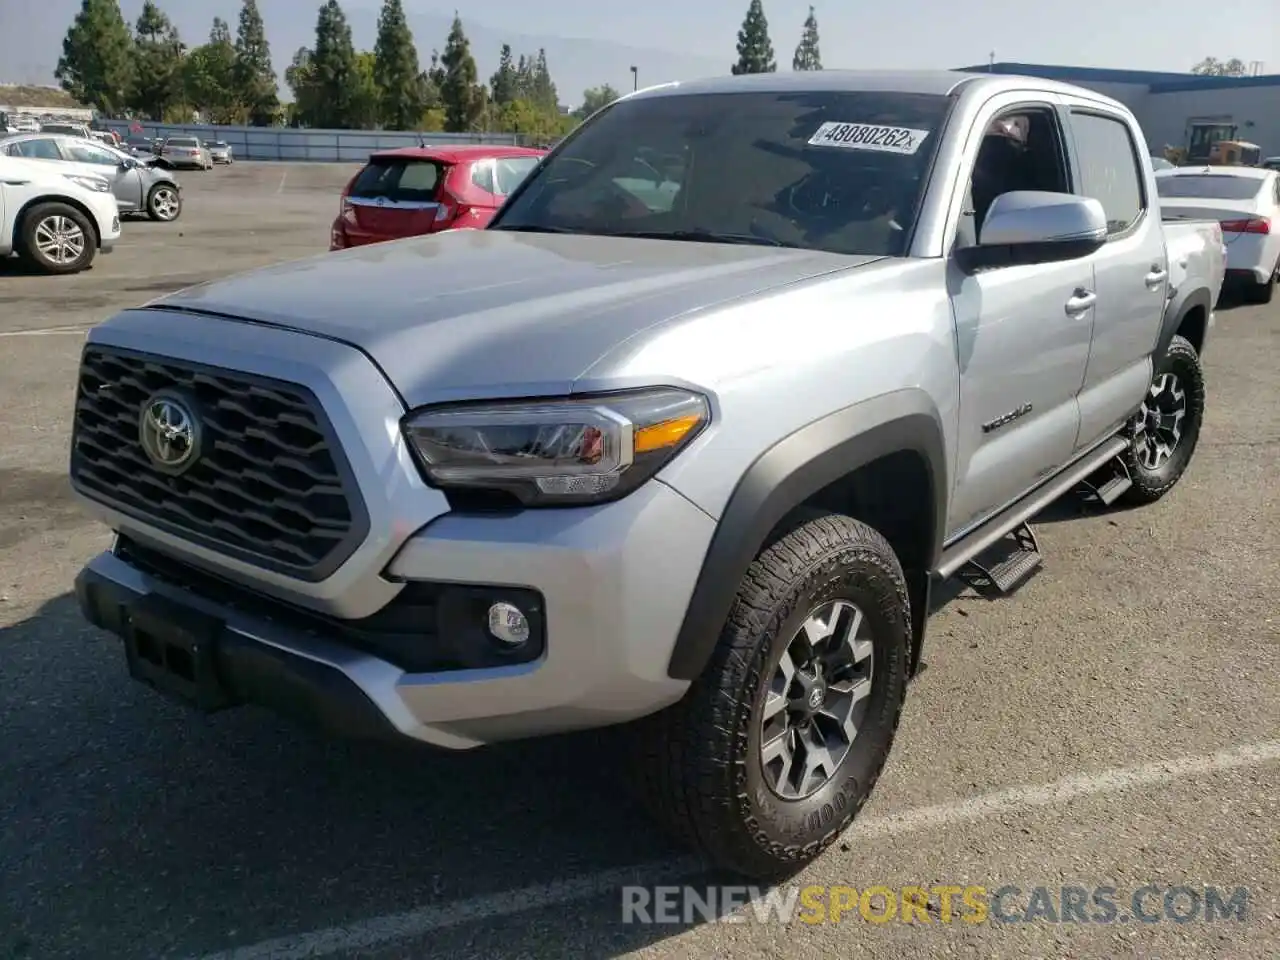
[469,159,496,194]
[15,139,62,160]
[64,141,119,165]
[960,106,1070,246]
[1068,111,1144,235]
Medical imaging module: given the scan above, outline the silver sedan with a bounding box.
[0,133,183,221]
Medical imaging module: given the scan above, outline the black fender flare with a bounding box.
[1157,284,1211,360]
[666,390,949,681]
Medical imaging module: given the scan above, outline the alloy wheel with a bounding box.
[759,598,874,800]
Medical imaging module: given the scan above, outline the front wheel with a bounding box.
[630,513,910,879]
[146,184,182,221]
[1118,333,1206,505]
[19,203,96,274]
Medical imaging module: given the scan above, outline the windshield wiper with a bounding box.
[606,228,786,248]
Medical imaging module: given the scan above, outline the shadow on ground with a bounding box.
[0,592,720,959]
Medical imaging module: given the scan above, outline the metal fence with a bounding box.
[96,120,522,162]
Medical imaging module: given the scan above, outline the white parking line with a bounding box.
[277,169,289,194]
[188,738,1280,960]
[0,326,90,337]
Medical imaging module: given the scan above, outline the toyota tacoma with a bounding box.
[70,71,1226,879]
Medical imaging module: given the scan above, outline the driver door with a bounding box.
[944,95,1096,538]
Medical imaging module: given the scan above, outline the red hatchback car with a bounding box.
[330,145,546,250]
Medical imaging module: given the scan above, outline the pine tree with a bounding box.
[55,0,135,113]
[489,43,517,106]
[531,48,557,111]
[309,0,359,129]
[438,15,483,132]
[373,0,421,129]
[129,1,185,120]
[792,6,821,71]
[731,0,776,75]
[233,0,278,125]
[185,17,239,122]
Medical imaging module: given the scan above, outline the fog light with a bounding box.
[487,601,530,646]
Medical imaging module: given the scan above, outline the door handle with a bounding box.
[1145,267,1169,288]
[1065,288,1096,315]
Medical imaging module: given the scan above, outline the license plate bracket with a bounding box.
[123,594,236,711]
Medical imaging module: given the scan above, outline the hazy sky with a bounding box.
[3,0,1278,97]
[487,0,1278,74]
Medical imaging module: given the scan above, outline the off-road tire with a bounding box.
[630,513,910,880]
[19,202,96,275]
[1118,334,1205,505]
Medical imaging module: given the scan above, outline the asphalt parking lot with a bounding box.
[0,162,1277,960]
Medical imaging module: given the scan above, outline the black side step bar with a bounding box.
[934,435,1130,581]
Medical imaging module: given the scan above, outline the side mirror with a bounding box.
[119,157,136,170]
[980,191,1107,247]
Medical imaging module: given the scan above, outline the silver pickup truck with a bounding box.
[70,70,1225,880]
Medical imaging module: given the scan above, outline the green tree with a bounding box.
[349,51,382,129]
[1190,56,1248,76]
[489,43,517,105]
[792,6,821,71]
[233,0,279,124]
[309,0,359,128]
[513,53,535,101]
[373,0,421,129]
[284,46,319,126]
[531,48,558,111]
[129,1,186,120]
[185,18,240,123]
[731,0,776,75]
[55,0,134,114]
[574,84,619,119]
[438,15,484,132]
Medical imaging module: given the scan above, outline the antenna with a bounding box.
[988,51,995,71]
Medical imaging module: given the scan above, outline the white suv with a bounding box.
[0,154,121,274]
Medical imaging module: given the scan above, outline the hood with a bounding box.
[147,229,879,406]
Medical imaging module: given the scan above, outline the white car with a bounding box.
[0,154,121,274]
[1155,165,1280,304]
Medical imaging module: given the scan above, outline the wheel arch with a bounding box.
[666,390,948,682]
[14,194,102,250]
[1159,285,1211,359]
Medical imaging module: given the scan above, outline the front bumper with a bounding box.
[77,480,711,750]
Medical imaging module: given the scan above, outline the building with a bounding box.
[954,62,1280,162]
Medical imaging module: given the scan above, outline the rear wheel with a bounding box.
[630,513,910,879]
[19,203,96,274]
[1118,334,1205,505]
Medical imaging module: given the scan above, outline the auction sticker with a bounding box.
[807,122,930,155]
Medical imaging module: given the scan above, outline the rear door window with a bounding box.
[351,158,444,203]
[13,138,62,160]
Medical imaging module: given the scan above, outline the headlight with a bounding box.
[403,387,711,506]
[64,174,110,193]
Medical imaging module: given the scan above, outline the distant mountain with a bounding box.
[1,1,727,112]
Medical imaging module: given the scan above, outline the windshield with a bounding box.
[491,89,953,256]
[1156,175,1264,200]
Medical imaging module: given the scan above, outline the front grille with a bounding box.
[71,345,368,581]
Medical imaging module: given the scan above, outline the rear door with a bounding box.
[346,155,446,241]
[1061,101,1170,450]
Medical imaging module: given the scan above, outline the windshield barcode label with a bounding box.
[807,122,930,155]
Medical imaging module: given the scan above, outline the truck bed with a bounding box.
[1163,217,1227,308]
